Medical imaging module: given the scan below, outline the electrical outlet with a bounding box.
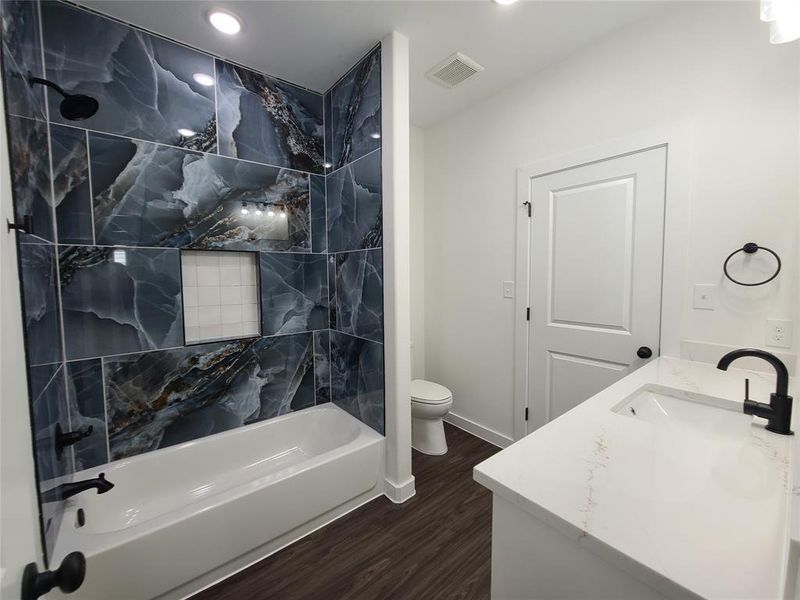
[503,281,514,299]
[766,319,793,349]
[693,284,716,310]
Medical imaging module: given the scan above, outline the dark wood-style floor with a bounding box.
[192,424,499,600]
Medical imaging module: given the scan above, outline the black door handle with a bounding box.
[22,552,85,600]
[637,346,653,359]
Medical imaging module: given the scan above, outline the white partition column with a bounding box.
[0,81,43,597]
[381,31,415,503]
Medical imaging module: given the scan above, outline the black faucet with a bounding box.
[716,348,793,435]
[40,473,114,503]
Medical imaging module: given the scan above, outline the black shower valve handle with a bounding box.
[7,214,33,235]
[55,423,94,460]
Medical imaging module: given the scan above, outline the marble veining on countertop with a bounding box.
[474,357,796,600]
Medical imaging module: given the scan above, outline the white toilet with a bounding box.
[411,379,453,455]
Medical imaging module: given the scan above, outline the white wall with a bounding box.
[423,2,799,439]
[410,126,426,380]
[0,83,43,596]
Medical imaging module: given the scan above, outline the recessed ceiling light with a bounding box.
[493,0,518,5]
[192,73,215,87]
[177,128,197,137]
[207,9,242,35]
[323,162,333,169]
[369,132,381,140]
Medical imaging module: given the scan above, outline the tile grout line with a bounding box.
[30,363,63,404]
[328,328,333,404]
[329,247,383,256]
[307,176,313,253]
[311,331,318,407]
[16,233,53,245]
[322,146,330,254]
[100,357,111,464]
[46,117,325,178]
[52,242,327,254]
[39,0,75,477]
[63,327,345,365]
[85,128,96,245]
[326,146,381,179]
[213,57,220,154]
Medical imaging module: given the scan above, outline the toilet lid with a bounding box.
[411,379,452,404]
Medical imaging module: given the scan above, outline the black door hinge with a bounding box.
[525,407,529,421]
[526,307,530,321]
[523,201,531,218]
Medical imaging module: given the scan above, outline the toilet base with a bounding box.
[411,416,448,455]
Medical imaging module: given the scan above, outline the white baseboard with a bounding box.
[444,411,514,449]
[384,476,416,503]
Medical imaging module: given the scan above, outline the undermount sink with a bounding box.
[613,384,751,438]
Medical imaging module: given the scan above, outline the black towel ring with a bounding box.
[723,242,781,287]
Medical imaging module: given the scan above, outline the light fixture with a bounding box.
[323,162,333,169]
[761,0,800,44]
[177,128,196,137]
[192,73,215,87]
[207,9,242,35]
[254,205,262,216]
[493,0,518,5]
[240,201,249,215]
[369,132,381,140]
[279,208,287,219]
[267,208,275,217]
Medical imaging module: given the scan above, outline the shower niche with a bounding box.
[181,250,262,344]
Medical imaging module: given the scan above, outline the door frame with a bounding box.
[512,124,690,440]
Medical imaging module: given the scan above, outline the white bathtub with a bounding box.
[51,404,385,600]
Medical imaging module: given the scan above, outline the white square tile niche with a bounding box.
[181,250,261,344]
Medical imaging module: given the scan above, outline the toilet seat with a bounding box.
[411,379,452,404]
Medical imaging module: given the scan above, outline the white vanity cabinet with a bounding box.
[474,358,797,600]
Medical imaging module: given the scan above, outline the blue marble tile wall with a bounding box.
[1,0,384,561]
[324,46,385,435]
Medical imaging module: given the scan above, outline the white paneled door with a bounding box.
[526,147,666,433]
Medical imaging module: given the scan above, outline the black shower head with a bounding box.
[27,75,99,121]
[58,93,99,121]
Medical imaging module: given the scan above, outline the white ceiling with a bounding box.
[82,0,674,128]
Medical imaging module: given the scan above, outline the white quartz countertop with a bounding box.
[474,357,796,600]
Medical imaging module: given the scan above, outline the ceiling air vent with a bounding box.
[426,52,484,88]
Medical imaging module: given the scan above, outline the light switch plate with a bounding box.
[693,284,716,310]
[766,319,793,349]
[503,281,514,299]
